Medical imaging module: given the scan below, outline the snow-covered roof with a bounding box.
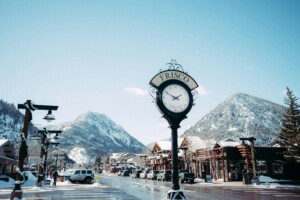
[111,152,136,160]
[156,140,172,151]
[178,138,184,147]
[0,139,9,146]
[183,136,215,151]
[218,138,240,147]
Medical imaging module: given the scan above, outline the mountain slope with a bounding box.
[0,100,37,148]
[50,112,146,161]
[182,93,285,146]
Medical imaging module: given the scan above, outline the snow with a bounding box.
[69,147,89,164]
[0,171,37,189]
[0,172,103,190]
[0,139,8,146]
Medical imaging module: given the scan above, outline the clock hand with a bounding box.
[166,91,177,100]
[173,94,182,100]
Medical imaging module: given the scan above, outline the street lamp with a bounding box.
[11,100,58,200]
[30,128,61,186]
[43,110,55,122]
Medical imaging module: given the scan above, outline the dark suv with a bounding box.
[157,170,172,181]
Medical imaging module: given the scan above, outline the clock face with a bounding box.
[161,84,190,113]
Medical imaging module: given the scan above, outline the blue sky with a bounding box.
[1,0,299,145]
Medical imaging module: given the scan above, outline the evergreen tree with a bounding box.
[277,87,300,162]
[93,155,102,173]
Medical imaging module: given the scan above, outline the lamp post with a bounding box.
[33,129,61,186]
[11,100,58,200]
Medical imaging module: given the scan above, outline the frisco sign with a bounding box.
[149,70,198,90]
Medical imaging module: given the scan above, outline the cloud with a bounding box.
[124,87,148,96]
[196,85,209,96]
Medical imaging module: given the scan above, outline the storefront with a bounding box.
[0,139,17,177]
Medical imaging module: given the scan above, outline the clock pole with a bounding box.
[167,119,186,199]
[149,60,198,200]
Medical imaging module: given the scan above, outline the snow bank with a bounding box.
[258,175,279,182]
[0,176,15,188]
[0,171,37,189]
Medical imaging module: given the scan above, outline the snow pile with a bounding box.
[22,171,37,186]
[57,180,72,186]
[0,171,37,189]
[0,176,15,188]
[258,175,279,183]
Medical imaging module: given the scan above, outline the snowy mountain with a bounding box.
[48,112,146,162]
[181,93,285,146]
[0,100,37,150]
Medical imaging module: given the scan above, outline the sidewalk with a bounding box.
[193,178,300,189]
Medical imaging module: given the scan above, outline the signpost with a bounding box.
[149,60,198,200]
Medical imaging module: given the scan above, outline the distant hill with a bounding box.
[181,93,285,146]
[48,112,147,161]
[0,99,147,162]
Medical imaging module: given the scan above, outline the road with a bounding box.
[100,174,300,200]
[1,174,300,199]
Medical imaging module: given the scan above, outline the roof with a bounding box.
[111,152,136,160]
[156,140,172,151]
[217,138,240,147]
[0,139,9,146]
[180,137,216,151]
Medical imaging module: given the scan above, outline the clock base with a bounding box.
[167,189,186,200]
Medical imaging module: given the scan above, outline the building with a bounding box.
[196,138,300,181]
[0,139,17,176]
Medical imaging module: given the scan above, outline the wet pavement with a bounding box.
[1,174,300,200]
[0,185,140,200]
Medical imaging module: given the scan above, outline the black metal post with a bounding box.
[171,124,180,190]
[43,141,49,178]
[167,120,186,199]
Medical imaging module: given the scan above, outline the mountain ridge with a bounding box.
[48,111,146,161]
[181,93,285,146]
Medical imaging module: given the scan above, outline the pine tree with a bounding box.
[93,155,102,173]
[277,87,300,162]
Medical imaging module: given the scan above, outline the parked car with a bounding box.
[121,170,129,176]
[131,170,142,178]
[63,169,94,184]
[147,170,159,180]
[157,170,172,181]
[140,170,150,179]
[179,169,195,183]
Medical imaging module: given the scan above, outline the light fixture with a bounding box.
[43,110,55,122]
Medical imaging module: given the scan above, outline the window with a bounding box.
[257,160,268,174]
[75,170,80,174]
[272,162,283,174]
[81,170,86,174]
[87,170,92,174]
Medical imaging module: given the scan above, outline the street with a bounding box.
[100,174,300,200]
[1,174,300,200]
